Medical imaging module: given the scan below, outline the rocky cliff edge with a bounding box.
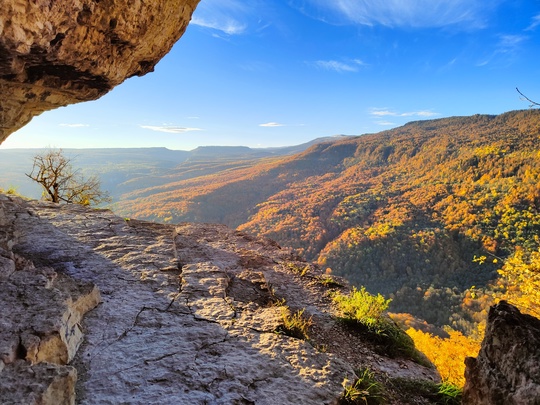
[463,301,540,405]
[0,194,438,404]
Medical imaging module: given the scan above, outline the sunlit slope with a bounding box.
[117,110,540,328]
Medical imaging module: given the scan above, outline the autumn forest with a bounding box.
[116,111,538,318]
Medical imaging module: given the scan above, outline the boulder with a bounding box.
[0,0,200,142]
[463,301,540,404]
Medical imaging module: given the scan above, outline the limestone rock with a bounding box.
[0,195,101,405]
[463,301,540,404]
[0,0,200,142]
[0,361,77,405]
[0,195,438,404]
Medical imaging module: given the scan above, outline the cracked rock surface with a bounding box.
[0,195,438,404]
[0,194,100,404]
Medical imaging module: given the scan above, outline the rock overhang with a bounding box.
[0,0,201,143]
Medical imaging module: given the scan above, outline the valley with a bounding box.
[2,110,539,336]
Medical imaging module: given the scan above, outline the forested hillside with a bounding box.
[115,110,540,333]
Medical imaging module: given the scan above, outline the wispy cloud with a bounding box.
[476,34,528,67]
[289,0,500,29]
[59,123,89,128]
[370,108,440,118]
[376,121,397,126]
[311,59,367,73]
[498,34,527,48]
[140,125,203,134]
[191,0,267,36]
[526,13,540,31]
[191,16,247,35]
[259,122,285,127]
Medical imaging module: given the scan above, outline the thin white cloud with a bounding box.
[59,123,89,128]
[312,59,367,73]
[140,125,203,134]
[526,13,540,31]
[290,0,500,29]
[259,122,285,127]
[370,108,440,118]
[376,121,397,126]
[370,109,396,117]
[498,34,527,49]
[191,0,268,36]
[476,34,528,67]
[191,16,247,35]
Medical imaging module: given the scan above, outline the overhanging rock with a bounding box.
[0,0,200,143]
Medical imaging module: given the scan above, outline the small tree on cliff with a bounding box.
[26,149,110,206]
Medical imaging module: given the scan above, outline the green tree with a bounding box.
[26,149,110,206]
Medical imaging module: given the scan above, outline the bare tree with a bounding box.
[26,149,111,206]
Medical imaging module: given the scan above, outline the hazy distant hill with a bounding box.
[0,135,346,200]
[113,110,540,331]
[0,147,190,199]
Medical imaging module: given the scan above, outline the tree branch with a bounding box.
[516,87,540,107]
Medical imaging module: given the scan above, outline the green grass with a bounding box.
[437,382,462,405]
[285,262,311,277]
[275,307,312,340]
[339,368,385,404]
[317,275,344,288]
[388,378,462,405]
[332,287,429,364]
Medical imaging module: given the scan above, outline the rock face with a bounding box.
[0,194,100,404]
[0,194,438,404]
[0,0,200,143]
[463,301,540,404]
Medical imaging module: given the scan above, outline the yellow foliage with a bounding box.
[498,248,540,317]
[407,328,480,387]
[473,145,503,158]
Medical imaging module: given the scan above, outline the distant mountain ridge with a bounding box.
[0,135,351,200]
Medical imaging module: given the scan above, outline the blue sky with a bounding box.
[2,0,539,150]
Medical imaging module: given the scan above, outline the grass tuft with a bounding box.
[317,275,344,288]
[332,287,429,364]
[339,367,385,404]
[276,307,312,340]
[389,378,462,405]
[285,262,311,277]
